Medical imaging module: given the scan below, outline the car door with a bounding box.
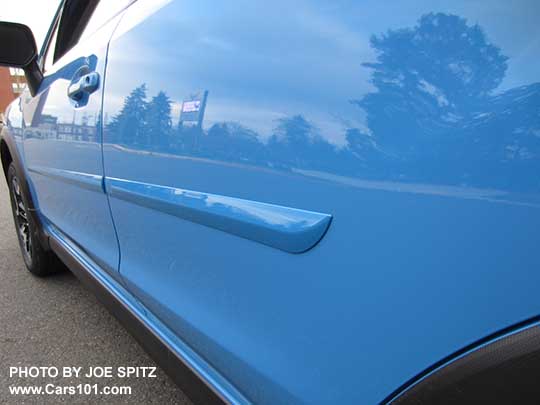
[22,0,131,276]
[102,0,540,403]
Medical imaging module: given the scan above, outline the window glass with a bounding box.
[53,0,100,63]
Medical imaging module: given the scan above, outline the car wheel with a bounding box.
[7,162,63,276]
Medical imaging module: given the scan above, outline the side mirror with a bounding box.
[0,21,43,96]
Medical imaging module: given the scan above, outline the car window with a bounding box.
[41,0,132,72]
[53,0,100,63]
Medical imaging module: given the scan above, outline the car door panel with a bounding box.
[102,0,540,403]
[22,7,123,276]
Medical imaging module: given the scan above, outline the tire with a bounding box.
[7,162,63,276]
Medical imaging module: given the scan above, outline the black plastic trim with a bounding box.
[0,133,50,250]
[384,316,540,404]
[0,22,37,67]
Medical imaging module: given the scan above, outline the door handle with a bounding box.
[67,71,100,102]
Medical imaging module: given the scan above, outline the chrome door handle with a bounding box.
[68,71,100,101]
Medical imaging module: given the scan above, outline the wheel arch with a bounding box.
[1,138,12,181]
[386,317,540,404]
[1,134,51,251]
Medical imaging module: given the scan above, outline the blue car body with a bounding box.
[1,0,540,403]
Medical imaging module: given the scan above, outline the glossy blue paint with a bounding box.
[43,220,249,405]
[21,13,124,276]
[106,177,332,253]
[101,1,540,403]
[1,0,539,403]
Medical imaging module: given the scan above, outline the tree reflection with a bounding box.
[105,12,540,191]
[146,91,172,149]
[107,84,148,146]
[203,122,267,165]
[353,13,511,156]
[267,115,338,170]
[353,12,539,189]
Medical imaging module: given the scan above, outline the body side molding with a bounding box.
[28,166,104,193]
[106,177,332,253]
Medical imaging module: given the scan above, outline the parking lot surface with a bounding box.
[0,178,192,404]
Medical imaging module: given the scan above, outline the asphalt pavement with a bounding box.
[0,177,192,404]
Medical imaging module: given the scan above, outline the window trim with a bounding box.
[38,0,65,71]
[53,0,100,64]
[38,0,135,73]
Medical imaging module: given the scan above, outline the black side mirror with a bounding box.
[0,21,43,96]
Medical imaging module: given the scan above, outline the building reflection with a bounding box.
[24,112,98,142]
